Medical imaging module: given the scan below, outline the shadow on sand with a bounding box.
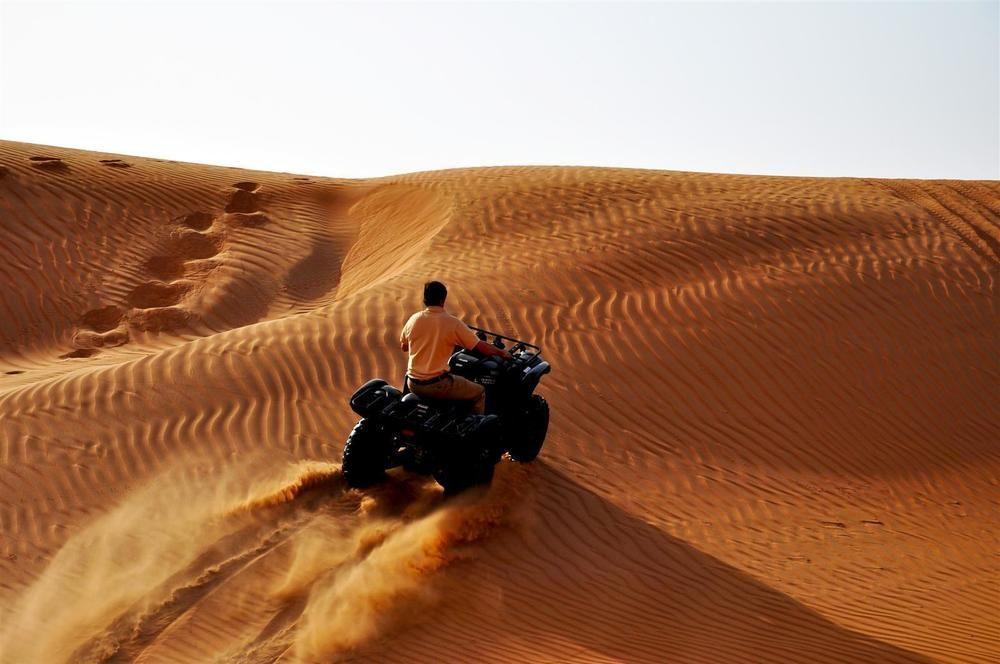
[349,461,931,663]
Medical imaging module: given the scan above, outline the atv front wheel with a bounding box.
[342,419,390,488]
[506,394,549,462]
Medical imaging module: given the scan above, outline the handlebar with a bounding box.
[469,326,541,354]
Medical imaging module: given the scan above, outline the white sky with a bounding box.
[1,1,997,179]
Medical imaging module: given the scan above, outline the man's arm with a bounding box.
[455,320,511,360]
[475,339,511,360]
[399,321,410,352]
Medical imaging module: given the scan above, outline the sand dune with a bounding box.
[0,140,996,663]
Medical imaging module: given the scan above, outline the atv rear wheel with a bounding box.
[433,418,501,495]
[507,394,549,462]
[433,449,495,496]
[342,419,390,488]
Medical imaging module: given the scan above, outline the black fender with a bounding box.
[350,379,401,418]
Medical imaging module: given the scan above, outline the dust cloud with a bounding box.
[0,457,527,664]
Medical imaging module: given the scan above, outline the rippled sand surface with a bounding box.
[0,141,997,663]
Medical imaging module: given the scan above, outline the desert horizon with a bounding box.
[0,139,996,662]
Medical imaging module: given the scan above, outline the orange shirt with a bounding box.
[400,306,479,379]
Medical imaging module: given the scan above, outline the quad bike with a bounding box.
[342,327,551,494]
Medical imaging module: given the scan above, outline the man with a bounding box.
[400,281,510,414]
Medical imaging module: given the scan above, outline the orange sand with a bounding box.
[0,140,996,663]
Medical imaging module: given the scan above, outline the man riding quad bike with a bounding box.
[342,281,551,494]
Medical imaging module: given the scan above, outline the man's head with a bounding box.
[423,280,447,307]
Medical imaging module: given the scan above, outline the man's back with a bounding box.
[400,306,479,380]
[400,281,510,415]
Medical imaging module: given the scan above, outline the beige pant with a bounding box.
[409,374,486,414]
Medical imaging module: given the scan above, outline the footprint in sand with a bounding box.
[144,233,221,280]
[171,229,223,259]
[136,217,225,321]
[109,188,256,344]
[71,328,129,352]
[99,159,131,169]
[61,204,228,357]
[79,305,125,333]
[223,182,268,226]
[126,281,195,335]
[225,182,261,213]
[127,281,192,309]
[60,348,98,359]
[225,212,268,228]
[143,255,187,280]
[178,211,215,231]
[62,305,129,359]
[128,306,191,333]
[28,156,69,172]
[0,166,9,180]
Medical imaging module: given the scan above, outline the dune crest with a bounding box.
[0,141,997,662]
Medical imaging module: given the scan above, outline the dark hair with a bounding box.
[423,281,447,307]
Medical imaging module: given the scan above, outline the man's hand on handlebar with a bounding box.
[474,340,513,361]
